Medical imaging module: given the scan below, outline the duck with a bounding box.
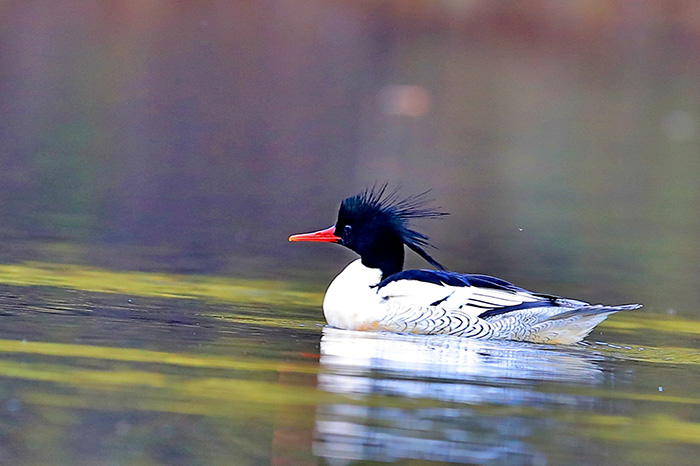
[289,186,641,344]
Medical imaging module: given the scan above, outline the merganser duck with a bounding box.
[289,187,641,344]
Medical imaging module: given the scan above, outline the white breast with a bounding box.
[322,259,384,330]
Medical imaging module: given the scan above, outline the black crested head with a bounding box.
[334,184,447,277]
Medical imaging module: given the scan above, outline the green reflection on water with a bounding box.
[602,313,700,337]
[591,343,700,366]
[0,261,323,307]
[0,338,318,374]
[582,414,700,445]
[1,359,326,417]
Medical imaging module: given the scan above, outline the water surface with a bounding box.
[0,263,698,465]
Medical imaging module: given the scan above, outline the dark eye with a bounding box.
[343,225,352,236]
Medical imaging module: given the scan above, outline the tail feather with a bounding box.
[489,303,642,344]
[543,303,642,322]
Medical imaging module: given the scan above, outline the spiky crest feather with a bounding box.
[339,184,447,270]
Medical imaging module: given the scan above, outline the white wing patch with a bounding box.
[377,279,543,319]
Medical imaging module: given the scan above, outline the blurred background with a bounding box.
[1,0,699,314]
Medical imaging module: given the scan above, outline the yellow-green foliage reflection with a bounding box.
[0,261,323,306]
[0,338,326,421]
[0,338,317,374]
[601,313,700,336]
[0,338,443,420]
[582,413,700,445]
[591,343,700,365]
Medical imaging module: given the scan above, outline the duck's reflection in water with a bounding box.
[314,327,623,465]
